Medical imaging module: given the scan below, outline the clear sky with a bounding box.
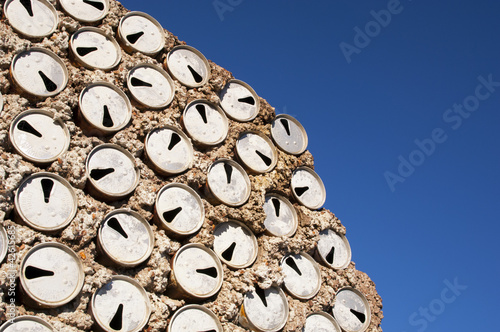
[119,0,500,330]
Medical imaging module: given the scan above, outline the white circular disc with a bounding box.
[263,194,298,237]
[127,64,175,108]
[11,48,68,97]
[333,288,371,332]
[92,276,151,332]
[15,172,77,232]
[59,0,109,23]
[271,114,308,155]
[99,210,154,267]
[182,100,228,145]
[79,82,132,133]
[207,159,251,207]
[119,12,165,55]
[5,0,58,38]
[20,243,84,307]
[86,144,139,199]
[166,46,210,87]
[173,244,223,299]
[145,127,193,174]
[9,110,70,164]
[317,229,352,270]
[291,167,326,210]
[70,28,121,70]
[219,80,259,122]
[155,184,204,236]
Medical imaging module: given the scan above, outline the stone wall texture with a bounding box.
[0,0,383,331]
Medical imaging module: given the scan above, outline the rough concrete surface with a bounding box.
[0,0,382,331]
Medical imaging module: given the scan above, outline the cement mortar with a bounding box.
[0,0,383,331]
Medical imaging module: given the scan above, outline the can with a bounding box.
[153,183,205,237]
[126,63,175,109]
[303,312,342,332]
[315,228,352,270]
[290,166,326,210]
[69,27,122,71]
[14,172,78,233]
[181,99,229,146]
[168,304,223,332]
[0,315,54,332]
[169,243,223,300]
[235,131,278,174]
[90,275,151,332]
[10,48,68,98]
[118,11,165,56]
[85,143,140,201]
[19,242,84,308]
[97,209,154,267]
[239,285,289,332]
[0,225,8,264]
[165,45,210,88]
[219,79,260,122]
[4,0,58,38]
[144,126,194,175]
[332,287,371,332]
[0,91,4,115]
[280,252,321,300]
[213,220,258,269]
[205,158,251,207]
[271,114,308,155]
[58,0,109,23]
[78,82,132,136]
[262,193,298,237]
[9,109,70,165]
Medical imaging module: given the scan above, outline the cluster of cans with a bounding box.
[0,0,372,331]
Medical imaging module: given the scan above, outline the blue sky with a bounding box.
[119,0,500,330]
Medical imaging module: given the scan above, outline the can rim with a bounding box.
[304,311,342,332]
[332,287,372,332]
[9,109,71,164]
[181,99,229,146]
[126,63,175,108]
[317,229,352,270]
[235,130,278,174]
[154,183,205,236]
[165,45,211,88]
[172,243,224,299]
[263,193,298,237]
[219,79,260,122]
[0,315,55,331]
[85,143,140,199]
[0,91,4,115]
[91,275,152,332]
[4,0,58,38]
[78,81,133,134]
[213,219,258,269]
[69,27,122,71]
[10,48,69,97]
[207,158,251,207]
[0,225,8,264]
[98,209,155,267]
[14,172,78,233]
[58,0,110,23]
[291,166,326,210]
[271,113,309,155]
[280,252,321,300]
[19,242,85,308]
[242,285,289,332]
[118,11,166,56]
[144,125,194,175]
[167,304,223,332]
